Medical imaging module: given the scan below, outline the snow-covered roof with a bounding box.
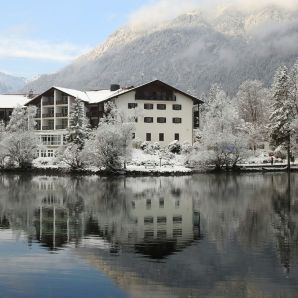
[30,86,129,105]
[0,94,31,109]
[26,80,202,105]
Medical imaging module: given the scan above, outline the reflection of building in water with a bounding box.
[88,196,201,259]
[0,176,201,257]
[130,197,200,257]
[32,177,84,250]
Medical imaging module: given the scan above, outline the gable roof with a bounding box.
[107,80,203,104]
[26,80,203,106]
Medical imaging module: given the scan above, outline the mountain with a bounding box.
[23,4,298,96]
[0,72,27,93]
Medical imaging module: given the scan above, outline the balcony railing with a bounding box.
[42,114,54,118]
[42,126,54,130]
[56,125,68,130]
[56,100,68,105]
[43,100,54,106]
[56,113,68,117]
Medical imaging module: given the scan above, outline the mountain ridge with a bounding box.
[0,72,27,94]
[22,4,298,95]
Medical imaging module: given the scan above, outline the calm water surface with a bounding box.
[0,173,298,298]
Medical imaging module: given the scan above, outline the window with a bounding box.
[41,135,61,146]
[61,107,68,116]
[146,199,151,209]
[173,118,182,124]
[144,216,154,224]
[48,120,54,129]
[157,104,166,110]
[159,198,164,208]
[157,117,166,123]
[173,229,182,237]
[159,133,164,142]
[144,117,153,123]
[132,133,135,139]
[128,103,138,109]
[173,104,182,110]
[62,95,68,102]
[47,150,54,157]
[62,119,68,128]
[175,133,179,141]
[40,150,47,158]
[131,201,135,209]
[144,103,153,109]
[144,230,154,239]
[146,133,151,141]
[157,216,167,224]
[157,230,167,239]
[173,215,182,223]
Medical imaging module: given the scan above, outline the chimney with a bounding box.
[28,89,34,98]
[110,84,120,92]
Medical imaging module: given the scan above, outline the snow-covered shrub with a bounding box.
[152,142,161,151]
[140,141,150,151]
[184,149,215,170]
[274,145,287,160]
[132,137,143,149]
[181,142,193,155]
[33,157,59,167]
[168,141,182,154]
[60,144,86,170]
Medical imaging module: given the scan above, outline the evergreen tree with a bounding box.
[289,59,298,117]
[269,66,296,169]
[66,97,90,149]
[269,66,293,145]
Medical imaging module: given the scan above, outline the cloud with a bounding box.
[0,36,91,61]
[128,0,298,29]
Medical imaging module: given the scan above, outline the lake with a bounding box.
[0,173,298,298]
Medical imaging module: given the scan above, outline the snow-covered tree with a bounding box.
[269,66,293,145]
[0,106,38,168]
[197,86,249,170]
[2,131,39,168]
[289,59,298,116]
[6,105,36,133]
[86,102,135,171]
[61,98,90,169]
[269,66,298,167]
[60,144,86,170]
[235,80,270,153]
[66,97,90,149]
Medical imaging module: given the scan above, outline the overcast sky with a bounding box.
[0,0,148,78]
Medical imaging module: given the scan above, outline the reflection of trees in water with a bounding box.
[1,174,298,296]
[271,173,298,274]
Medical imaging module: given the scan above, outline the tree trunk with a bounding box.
[287,134,291,172]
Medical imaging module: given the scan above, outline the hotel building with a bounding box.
[0,80,202,157]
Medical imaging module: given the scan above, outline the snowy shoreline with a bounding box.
[0,164,297,176]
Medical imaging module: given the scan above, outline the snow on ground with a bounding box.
[127,149,191,173]
[32,149,192,174]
